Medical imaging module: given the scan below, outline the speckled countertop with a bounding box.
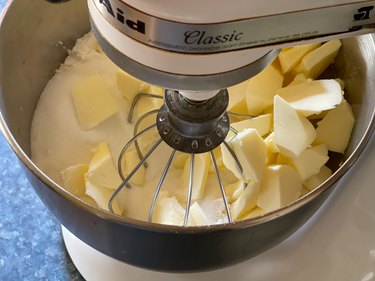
[0,134,83,281]
[0,2,83,280]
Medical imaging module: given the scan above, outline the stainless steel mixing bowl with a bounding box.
[0,0,375,272]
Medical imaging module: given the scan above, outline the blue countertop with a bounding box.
[0,2,82,280]
[0,134,83,280]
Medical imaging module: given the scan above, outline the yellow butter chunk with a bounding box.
[227,80,249,114]
[224,180,245,203]
[264,132,279,153]
[279,43,321,73]
[304,165,332,191]
[134,94,163,120]
[277,79,343,117]
[154,196,193,226]
[209,147,224,173]
[60,164,88,197]
[230,181,260,220]
[85,179,123,214]
[246,62,284,115]
[179,153,210,201]
[264,132,279,165]
[300,187,311,196]
[173,153,190,169]
[116,70,145,102]
[314,101,355,153]
[239,207,266,220]
[71,74,119,130]
[228,113,272,139]
[222,128,267,182]
[143,84,165,96]
[294,40,342,79]
[123,150,146,186]
[189,202,209,226]
[288,144,329,181]
[86,142,122,190]
[273,95,316,158]
[257,165,302,212]
[287,73,309,87]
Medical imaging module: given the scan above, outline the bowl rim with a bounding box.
[0,0,375,234]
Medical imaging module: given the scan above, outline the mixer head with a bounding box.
[89,0,375,94]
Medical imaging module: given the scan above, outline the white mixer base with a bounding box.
[62,226,133,281]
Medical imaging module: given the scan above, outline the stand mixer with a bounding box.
[89,0,375,224]
[1,0,375,276]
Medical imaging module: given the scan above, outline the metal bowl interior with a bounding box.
[0,0,375,272]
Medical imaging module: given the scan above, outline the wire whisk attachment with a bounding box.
[108,89,253,226]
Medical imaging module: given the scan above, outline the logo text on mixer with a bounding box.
[353,6,374,21]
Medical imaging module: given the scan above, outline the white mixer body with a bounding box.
[90,0,375,92]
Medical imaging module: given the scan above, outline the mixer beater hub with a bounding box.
[157,89,230,154]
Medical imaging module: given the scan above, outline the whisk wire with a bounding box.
[118,124,157,180]
[109,136,162,213]
[183,154,195,226]
[227,111,254,120]
[148,149,177,222]
[128,93,163,123]
[133,109,159,168]
[209,151,233,223]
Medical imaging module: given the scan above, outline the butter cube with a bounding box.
[307,110,329,120]
[287,73,309,87]
[314,101,355,153]
[274,95,316,158]
[304,165,332,191]
[71,75,119,130]
[173,153,190,169]
[227,80,249,114]
[143,84,165,97]
[85,179,123,214]
[279,43,321,73]
[86,142,122,190]
[288,144,329,181]
[180,153,210,201]
[230,181,260,220]
[246,62,284,115]
[257,165,302,212]
[123,150,146,186]
[223,128,267,182]
[134,94,163,119]
[239,207,266,220]
[264,132,279,164]
[228,113,272,139]
[190,202,209,226]
[264,132,279,153]
[116,70,144,102]
[294,40,342,79]
[277,79,343,117]
[224,180,245,203]
[300,187,311,196]
[154,196,193,226]
[60,164,88,197]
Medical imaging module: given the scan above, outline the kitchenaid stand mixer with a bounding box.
[1,0,375,277]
